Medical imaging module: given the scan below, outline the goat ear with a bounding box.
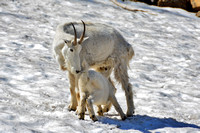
[78,37,89,45]
[83,37,89,42]
[63,39,70,45]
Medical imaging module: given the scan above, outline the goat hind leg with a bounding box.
[114,63,135,116]
[102,102,112,113]
[97,105,103,116]
[109,94,126,120]
[86,98,98,122]
[122,82,134,116]
[102,77,115,113]
[125,83,135,116]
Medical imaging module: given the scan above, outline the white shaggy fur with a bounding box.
[52,21,135,116]
[77,60,126,121]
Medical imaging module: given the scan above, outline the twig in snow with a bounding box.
[110,0,156,15]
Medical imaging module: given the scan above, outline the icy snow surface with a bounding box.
[0,0,200,132]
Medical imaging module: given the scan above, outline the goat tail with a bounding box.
[127,44,134,61]
[127,44,135,61]
[126,44,134,69]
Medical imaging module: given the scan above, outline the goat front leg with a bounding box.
[86,97,98,122]
[109,94,126,120]
[68,72,78,111]
[78,92,87,120]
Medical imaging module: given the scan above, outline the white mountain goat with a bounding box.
[92,58,116,116]
[77,59,126,121]
[76,58,116,116]
[52,21,135,116]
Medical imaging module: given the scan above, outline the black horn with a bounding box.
[71,23,77,45]
[78,20,86,44]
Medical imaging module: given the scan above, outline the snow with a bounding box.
[0,0,200,132]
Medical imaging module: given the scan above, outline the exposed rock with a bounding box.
[132,0,158,5]
[196,11,200,17]
[190,0,200,11]
[157,0,190,10]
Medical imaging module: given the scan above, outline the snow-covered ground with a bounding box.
[0,0,200,132]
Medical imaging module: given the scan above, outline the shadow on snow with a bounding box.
[98,115,200,133]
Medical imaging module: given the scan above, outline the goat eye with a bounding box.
[70,49,73,52]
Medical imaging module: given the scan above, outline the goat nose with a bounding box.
[76,70,80,74]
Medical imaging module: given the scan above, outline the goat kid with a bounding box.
[75,58,115,116]
[93,58,116,115]
[77,60,126,121]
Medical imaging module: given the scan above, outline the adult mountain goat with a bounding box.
[52,21,135,116]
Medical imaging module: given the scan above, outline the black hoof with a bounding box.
[68,107,76,112]
[78,113,85,120]
[122,116,127,121]
[126,114,133,117]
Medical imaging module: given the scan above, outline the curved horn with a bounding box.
[78,20,86,44]
[71,23,77,45]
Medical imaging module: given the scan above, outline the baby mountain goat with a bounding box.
[93,58,116,115]
[77,60,126,121]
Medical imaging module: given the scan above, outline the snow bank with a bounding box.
[0,0,200,132]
